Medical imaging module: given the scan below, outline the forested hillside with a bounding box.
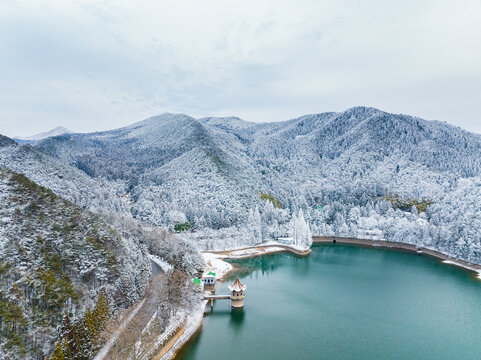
[0,166,204,359]
[1,106,480,356]
[0,140,129,215]
[0,168,151,359]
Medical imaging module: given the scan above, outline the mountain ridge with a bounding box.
[28,107,481,227]
[1,106,480,265]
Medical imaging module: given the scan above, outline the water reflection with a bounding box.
[229,308,245,333]
[227,253,291,281]
[205,305,246,333]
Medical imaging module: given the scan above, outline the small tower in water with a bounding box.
[229,277,246,308]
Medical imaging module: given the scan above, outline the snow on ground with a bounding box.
[202,253,233,279]
[225,246,285,258]
[202,242,310,280]
[149,254,174,273]
[139,312,185,360]
[263,241,311,252]
[443,260,481,280]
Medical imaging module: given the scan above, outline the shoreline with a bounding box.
[168,237,481,359]
[203,243,310,281]
[205,242,311,259]
[313,236,481,280]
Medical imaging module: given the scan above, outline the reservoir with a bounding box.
[177,244,481,360]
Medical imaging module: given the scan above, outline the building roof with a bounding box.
[228,277,246,292]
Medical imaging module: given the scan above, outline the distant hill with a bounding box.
[13,126,72,145]
[0,134,16,148]
[35,113,261,227]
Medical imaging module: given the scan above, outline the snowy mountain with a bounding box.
[2,106,481,262]
[247,107,481,203]
[0,135,16,148]
[34,107,481,220]
[35,113,262,228]
[13,126,72,144]
[0,162,203,359]
[1,107,480,358]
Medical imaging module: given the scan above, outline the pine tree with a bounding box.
[49,341,65,360]
[290,209,312,248]
[79,316,93,358]
[253,206,262,244]
[94,292,110,332]
[62,338,73,360]
[84,308,97,344]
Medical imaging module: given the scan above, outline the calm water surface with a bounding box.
[177,244,481,360]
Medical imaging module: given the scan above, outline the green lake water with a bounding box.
[177,244,481,360]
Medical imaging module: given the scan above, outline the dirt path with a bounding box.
[152,327,185,360]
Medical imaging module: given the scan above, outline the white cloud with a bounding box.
[0,0,480,136]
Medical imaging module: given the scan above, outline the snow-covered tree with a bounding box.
[290,209,312,249]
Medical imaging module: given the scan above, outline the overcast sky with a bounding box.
[1,0,480,137]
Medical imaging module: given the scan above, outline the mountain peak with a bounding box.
[125,113,197,130]
[339,106,385,118]
[199,116,254,132]
[18,126,72,141]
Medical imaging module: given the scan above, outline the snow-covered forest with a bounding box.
[24,106,481,259]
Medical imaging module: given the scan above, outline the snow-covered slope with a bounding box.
[0,168,150,359]
[35,113,262,227]
[1,107,480,357]
[0,134,16,148]
[248,107,481,203]
[0,139,130,214]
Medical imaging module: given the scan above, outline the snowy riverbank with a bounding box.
[202,242,311,280]
[205,242,311,259]
[158,300,206,360]
[443,260,481,280]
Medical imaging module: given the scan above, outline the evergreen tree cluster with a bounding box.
[46,293,110,360]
